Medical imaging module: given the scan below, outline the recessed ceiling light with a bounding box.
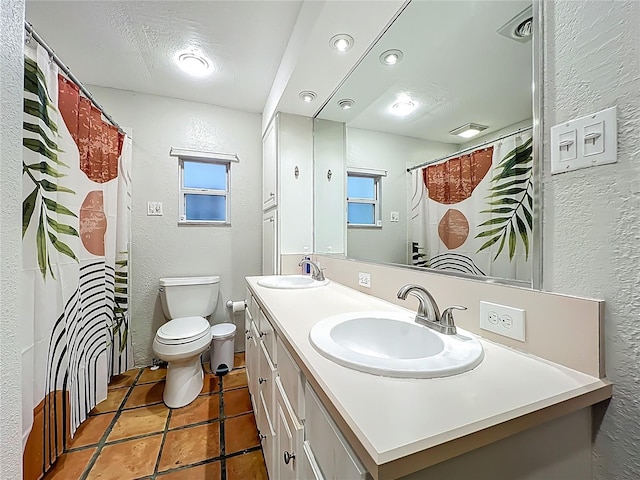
[329,34,354,52]
[176,51,211,77]
[299,91,317,103]
[497,6,533,43]
[391,100,416,116]
[338,99,355,110]
[449,123,489,138]
[379,49,403,66]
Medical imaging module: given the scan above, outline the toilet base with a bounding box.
[163,356,204,408]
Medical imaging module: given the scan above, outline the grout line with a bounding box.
[220,373,227,480]
[151,404,173,479]
[78,368,145,480]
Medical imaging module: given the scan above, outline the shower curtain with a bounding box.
[410,132,533,282]
[21,41,132,478]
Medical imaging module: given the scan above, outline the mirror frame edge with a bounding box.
[532,0,544,290]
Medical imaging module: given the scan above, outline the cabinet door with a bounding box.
[258,341,276,422]
[300,441,325,480]
[275,378,303,480]
[259,309,276,366]
[262,210,277,275]
[245,320,259,405]
[263,116,278,210]
[258,390,276,479]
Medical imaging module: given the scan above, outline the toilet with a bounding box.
[153,275,220,408]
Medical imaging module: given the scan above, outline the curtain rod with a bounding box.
[24,22,125,135]
[406,126,533,173]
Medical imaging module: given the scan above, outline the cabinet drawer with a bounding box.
[305,385,367,480]
[275,378,303,480]
[259,341,277,422]
[259,309,277,365]
[246,289,259,321]
[277,336,305,420]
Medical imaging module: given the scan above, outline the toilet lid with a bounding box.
[211,323,236,339]
[157,316,211,344]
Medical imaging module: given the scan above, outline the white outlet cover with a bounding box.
[479,301,526,342]
[358,272,371,288]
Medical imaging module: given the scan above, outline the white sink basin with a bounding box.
[309,311,484,378]
[257,275,330,289]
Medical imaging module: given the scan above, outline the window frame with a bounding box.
[346,167,386,228]
[171,149,238,226]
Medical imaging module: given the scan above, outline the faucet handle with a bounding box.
[440,305,467,329]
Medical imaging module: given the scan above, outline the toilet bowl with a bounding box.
[153,276,220,408]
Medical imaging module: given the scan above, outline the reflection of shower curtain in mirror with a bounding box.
[410,132,533,282]
[21,41,132,478]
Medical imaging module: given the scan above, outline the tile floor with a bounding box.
[43,353,268,480]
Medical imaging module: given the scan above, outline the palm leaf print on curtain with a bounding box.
[410,130,533,282]
[21,41,132,479]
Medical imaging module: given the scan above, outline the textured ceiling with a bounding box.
[26,0,303,113]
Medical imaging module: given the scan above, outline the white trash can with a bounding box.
[210,323,236,375]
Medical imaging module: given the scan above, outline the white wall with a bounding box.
[543,1,640,478]
[0,1,25,478]
[88,86,263,366]
[346,128,456,264]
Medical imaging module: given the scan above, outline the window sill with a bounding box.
[178,220,231,226]
[347,224,382,229]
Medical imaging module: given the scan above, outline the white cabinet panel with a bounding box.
[275,378,303,480]
[262,210,277,275]
[305,385,367,480]
[277,336,304,421]
[300,441,325,480]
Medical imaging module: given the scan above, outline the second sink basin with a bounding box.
[257,275,330,289]
[309,311,484,378]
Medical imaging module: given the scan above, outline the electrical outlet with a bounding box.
[479,301,525,342]
[358,272,371,288]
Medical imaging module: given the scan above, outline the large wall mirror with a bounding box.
[314,0,541,288]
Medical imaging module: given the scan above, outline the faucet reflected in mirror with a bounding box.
[397,284,467,335]
[299,258,325,282]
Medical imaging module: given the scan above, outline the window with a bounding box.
[171,148,238,224]
[346,168,386,227]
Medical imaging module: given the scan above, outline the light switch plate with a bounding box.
[147,201,163,216]
[479,301,526,342]
[390,211,400,222]
[550,106,617,175]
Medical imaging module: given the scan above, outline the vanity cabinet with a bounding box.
[246,290,368,480]
[261,113,313,274]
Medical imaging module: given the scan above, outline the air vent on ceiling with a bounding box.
[497,6,533,43]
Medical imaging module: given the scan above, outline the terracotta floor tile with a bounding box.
[225,413,260,455]
[224,388,252,417]
[108,369,139,390]
[234,352,246,369]
[86,434,162,480]
[137,366,167,384]
[107,404,169,441]
[158,461,221,479]
[43,447,95,479]
[223,368,248,391]
[123,382,165,409]
[69,413,115,448]
[91,388,127,414]
[201,374,221,394]
[169,395,220,429]
[226,450,268,480]
[158,422,221,472]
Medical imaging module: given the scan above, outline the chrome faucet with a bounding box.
[298,258,325,282]
[396,284,466,335]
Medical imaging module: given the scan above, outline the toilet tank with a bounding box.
[159,276,220,320]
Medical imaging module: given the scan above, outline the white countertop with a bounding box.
[246,277,611,478]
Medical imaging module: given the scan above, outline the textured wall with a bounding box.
[543,1,640,478]
[0,1,25,478]
[88,86,263,366]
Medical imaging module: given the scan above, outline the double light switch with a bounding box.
[550,106,617,175]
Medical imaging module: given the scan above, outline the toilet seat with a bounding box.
[156,316,211,345]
